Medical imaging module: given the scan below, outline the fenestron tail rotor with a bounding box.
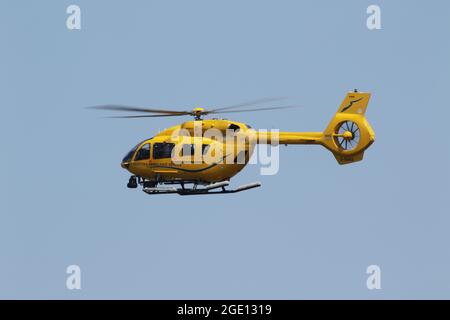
[333,120,360,151]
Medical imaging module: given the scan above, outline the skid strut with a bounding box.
[142,181,261,195]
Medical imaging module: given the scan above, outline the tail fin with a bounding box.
[322,91,375,164]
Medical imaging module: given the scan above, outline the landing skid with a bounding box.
[142,181,261,196]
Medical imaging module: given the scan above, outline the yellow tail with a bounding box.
[322,91,375,164]
[255,90,375,164]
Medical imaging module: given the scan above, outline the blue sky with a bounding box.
[1,0,450,299]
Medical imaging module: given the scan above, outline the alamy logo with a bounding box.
[366,265,381,290]
[366,5,382,30]
[66,5,81,30]
[66,265,81,290]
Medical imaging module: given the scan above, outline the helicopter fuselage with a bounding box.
[121,119,256,183]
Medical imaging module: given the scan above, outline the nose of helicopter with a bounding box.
[121,144,139,169]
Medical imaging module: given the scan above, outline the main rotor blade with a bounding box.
[106,114,188,118]
[88,104,190,115]
[210,105,302,114]
[210,97,288,112]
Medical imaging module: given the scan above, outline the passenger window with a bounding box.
[153,143,175,159]
[202,144,210,155]
[180,144,210,156]
[181,144,195,157]
[228,124,241,132]
[134,143,151,161]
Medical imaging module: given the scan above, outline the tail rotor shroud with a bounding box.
[335,121,360,151]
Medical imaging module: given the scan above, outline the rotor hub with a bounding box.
[192,107,205,120]
[342,130,353,140]
[192,107,205,114]
[334,121,361,151]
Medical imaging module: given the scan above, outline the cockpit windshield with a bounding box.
[122,143,140,163]
[122,138,153,163]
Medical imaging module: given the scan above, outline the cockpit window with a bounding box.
[122,139,151,163]
[153,143,175,159]
[246,124,252,129]
[134,143,151,161]
[122,143,140,163]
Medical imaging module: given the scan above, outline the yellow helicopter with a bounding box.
[91,90,375,195]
